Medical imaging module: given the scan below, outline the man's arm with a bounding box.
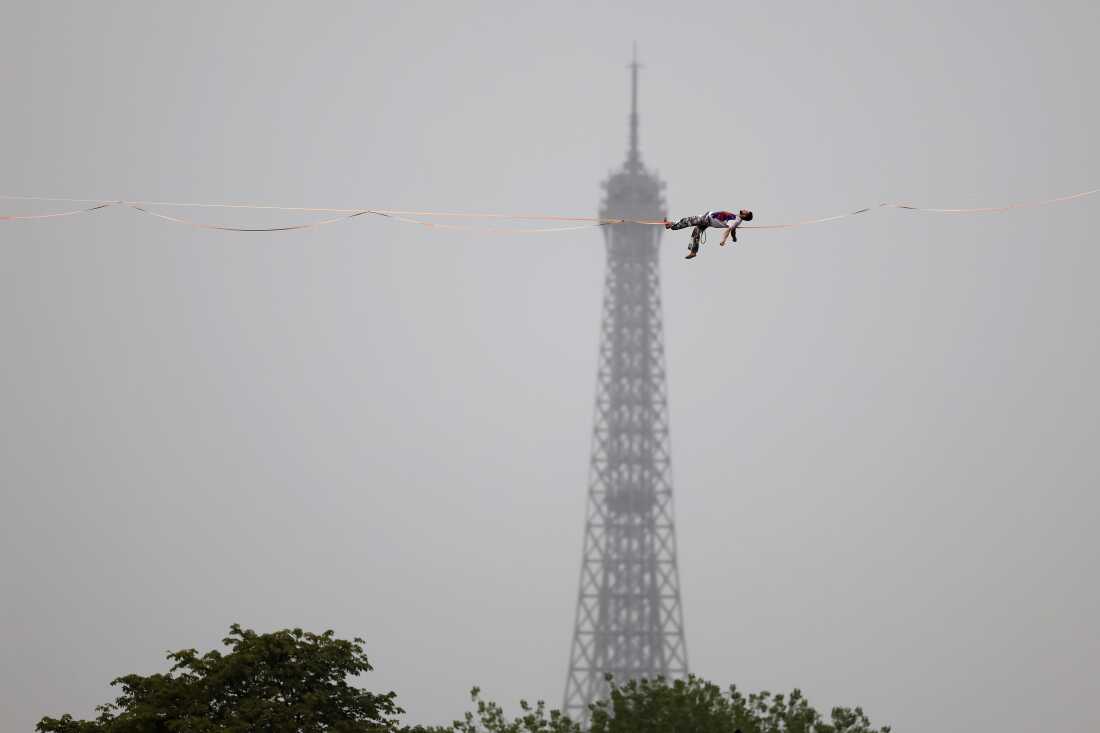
[720,217,741,245]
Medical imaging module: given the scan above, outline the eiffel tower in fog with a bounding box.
[562,52,689,723]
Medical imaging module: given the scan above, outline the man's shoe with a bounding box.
[685,252,697,259]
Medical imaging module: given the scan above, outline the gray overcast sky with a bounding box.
[2,2,1098,731]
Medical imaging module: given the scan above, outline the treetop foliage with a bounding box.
[37,624,402,733]
[39,626,889,733]
[414,676,888,733]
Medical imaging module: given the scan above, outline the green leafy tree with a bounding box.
[37,624,402,733]
[408,688,580,733]
[591,677,888,733]
[422,676,889,733]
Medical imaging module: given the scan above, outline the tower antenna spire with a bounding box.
[629,43,641,168]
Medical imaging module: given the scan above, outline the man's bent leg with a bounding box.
[689,226,703,254]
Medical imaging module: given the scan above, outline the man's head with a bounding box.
[740,209,754,221]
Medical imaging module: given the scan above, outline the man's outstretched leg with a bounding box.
[666,215,706,231]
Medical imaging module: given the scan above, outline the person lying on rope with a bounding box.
[664,209,753,259]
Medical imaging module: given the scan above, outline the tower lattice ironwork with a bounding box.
[563,54,688,723]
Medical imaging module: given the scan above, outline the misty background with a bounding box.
[2,2,1098,731]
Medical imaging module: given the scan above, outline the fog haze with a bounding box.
[2,2,1098,732]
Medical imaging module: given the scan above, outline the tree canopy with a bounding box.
[37,624,402,733]
[39,625,889,733]
[417,677,889,733]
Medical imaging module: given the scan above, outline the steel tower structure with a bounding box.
[563,54,688,723]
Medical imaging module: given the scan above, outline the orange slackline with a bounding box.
[1,187,1098,233]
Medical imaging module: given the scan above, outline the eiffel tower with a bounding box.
[562,52,689,723]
